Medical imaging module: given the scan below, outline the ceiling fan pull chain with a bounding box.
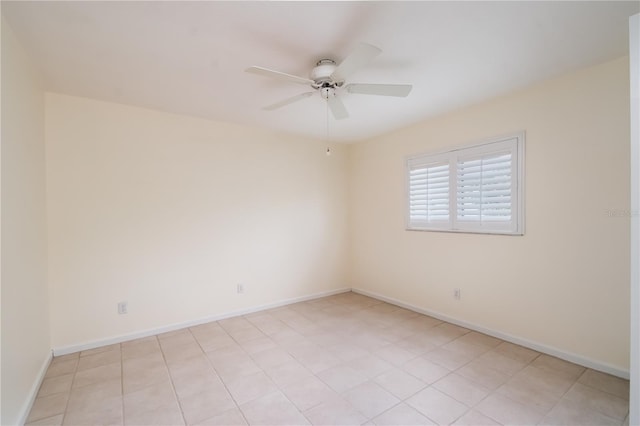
[326,97,331,156]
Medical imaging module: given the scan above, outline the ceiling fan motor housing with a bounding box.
[310,59,343,88]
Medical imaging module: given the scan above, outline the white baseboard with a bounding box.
[52,287,351,356]
[352,287,630,380]
[18,350,53,426]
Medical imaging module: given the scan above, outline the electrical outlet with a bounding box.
[454,288,461,300]
[237,284,244,294]
[118,301,128,315]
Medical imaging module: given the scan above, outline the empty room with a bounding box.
[2,1,639,425]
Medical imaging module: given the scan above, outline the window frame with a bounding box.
[406,132,525,235]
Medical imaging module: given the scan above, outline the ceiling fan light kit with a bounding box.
[246,42,413,120]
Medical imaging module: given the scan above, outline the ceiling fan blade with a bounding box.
[331,43,382,82]
[263,92,314,111]
[327,96,349,120]
[246,66,314,86]
[346,83,413,97]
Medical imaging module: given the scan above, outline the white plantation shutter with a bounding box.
[408,160,450,229]
[457,152,512,222]
[406,134,524,235]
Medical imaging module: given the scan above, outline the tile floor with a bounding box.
[26,292,630,425]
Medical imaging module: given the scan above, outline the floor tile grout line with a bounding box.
[231,310,351,425]
[190,324,252,426]
[59,353,78,425]
[538,373,628,425]
[458,363,532,425]
[388,365,481,425]
[209,305,379,424]
[520,364,573,425]
[26,354,78,424]
[156,334,189,426]
[466,353,592,426]
[576,368,632,401]
[295,309,427,422]
[120,342,125,425]
[348,316,532,424]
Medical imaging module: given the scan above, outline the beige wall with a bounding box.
[349,57,630,371]
[1,17,51,425]
[45,94,349,349]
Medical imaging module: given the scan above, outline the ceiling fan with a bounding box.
[245,43,412,120]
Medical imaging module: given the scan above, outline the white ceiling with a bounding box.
[2,1,638,142]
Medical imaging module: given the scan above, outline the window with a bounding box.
[407,133,524,235]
